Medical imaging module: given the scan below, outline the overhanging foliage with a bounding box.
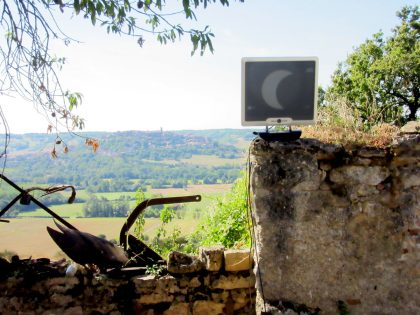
[328,5,419,128]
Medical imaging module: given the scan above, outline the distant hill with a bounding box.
[3,129,254,191]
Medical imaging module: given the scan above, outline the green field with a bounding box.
[180,154,245,166]
[143,154,245,167]
[0,217,199,259]
[17,203,86,218]
[16,184,230,219]
[2,183,231,258]
[91,191,139,199]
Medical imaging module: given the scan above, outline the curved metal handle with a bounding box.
[0,174,78,230]
[119,195,201,250]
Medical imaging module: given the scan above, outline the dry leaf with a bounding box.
[51,147,57,159]
[86,138,100,153]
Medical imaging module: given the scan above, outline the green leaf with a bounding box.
[183,0,190,12]
[74,0,80,14]
[206,35,214,53]
[155,0,162,10]
[91,13,96,25]
[96,2,104,15]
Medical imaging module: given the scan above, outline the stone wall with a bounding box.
[2,130,419,315]
[250,133,419,315]
[0,248,255,315]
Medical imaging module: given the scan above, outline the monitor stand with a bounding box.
[253,126,302,142]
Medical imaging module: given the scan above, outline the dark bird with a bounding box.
[47,221,128,271]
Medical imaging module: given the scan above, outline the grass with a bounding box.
[143,154,244,166]
[301,98,399,147]
[149,183,232,195]
[17,203,85,218]
[302,123,398,147]
[75,183,231,201]
[92,191,138,199]
[180,155,245,166]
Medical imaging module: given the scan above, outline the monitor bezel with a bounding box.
[241,56,319,126]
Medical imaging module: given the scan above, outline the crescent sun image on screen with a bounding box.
[241,57,318,126]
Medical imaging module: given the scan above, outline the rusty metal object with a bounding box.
[48,195,201,270]
[1,174,202,273]
[0,174,77,230]
[126,234,165,266]
[117,195,202,270]
[47,221,128,271]
[119,195,202,251]
[26,185,76,204]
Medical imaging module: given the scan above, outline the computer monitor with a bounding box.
[241,57,318,126]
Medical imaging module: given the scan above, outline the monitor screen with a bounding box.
[241,57,318,126]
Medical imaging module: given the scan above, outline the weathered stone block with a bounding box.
[163,302,190,315]
[138,292,174,305]
[134,275,180,297]
[167,251,203,274]
[63,306,84,315]
[156,275,179,293]
[192,301,225,315]
[397,166,420,189]
[199,246,224,272]
[211,291,230,303]
[351,156,372,166]
[134,275,158,290]
[212,274,255,290]
[224,249,253,272]
[231,289,253,311]
[357,147,387,158]
[329,165,390,185]
[47,277,79,288]
[50,293,73,307]
[188,276,201,288]
[400,121,420,133]
[347,184,379,199]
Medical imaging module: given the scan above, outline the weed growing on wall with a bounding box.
[149,205,184,257]
[186,173,251,252]
[302,97,399,147]
[130,173,251,257]
[133,188,146,240]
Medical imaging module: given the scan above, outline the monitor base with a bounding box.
[253,130,302,142]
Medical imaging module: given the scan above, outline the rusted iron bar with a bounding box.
[0,174,78,230]
[0,194,21,219]
[119,195,201,250]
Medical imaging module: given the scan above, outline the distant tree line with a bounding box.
[7,162,241,192]
[0,190,86,217]
[83,195,130,217]
[82,194,183,219]
[6,131,245,190]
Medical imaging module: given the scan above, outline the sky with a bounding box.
[1,0,418,134]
